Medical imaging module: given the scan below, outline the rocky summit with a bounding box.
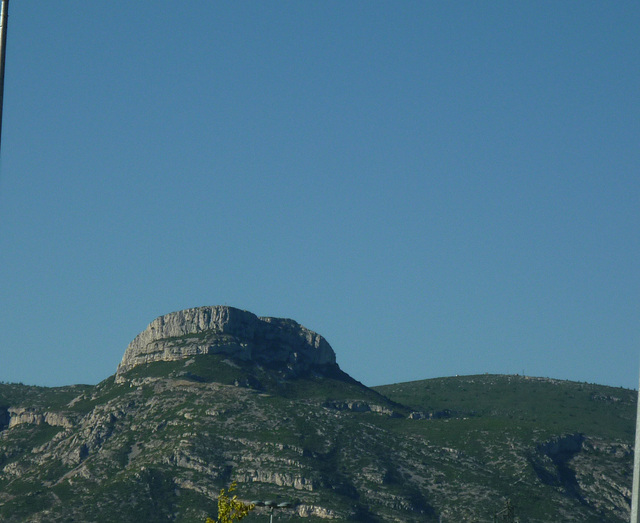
[0,307,636,522]
[116,306,337,380]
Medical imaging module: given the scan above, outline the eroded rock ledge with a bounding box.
[116,306,337,380]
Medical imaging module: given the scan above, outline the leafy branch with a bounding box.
[206,482,255,523]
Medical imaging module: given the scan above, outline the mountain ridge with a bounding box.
[0,307,635,522]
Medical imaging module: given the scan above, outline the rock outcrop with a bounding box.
[116,306,337,379]
[0,365,634,522]
[7,408,74,429]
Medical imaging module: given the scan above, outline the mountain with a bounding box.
[0,306,635,522]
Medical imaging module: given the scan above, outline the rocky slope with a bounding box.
[0,307,636,522]
[116,306,336,379]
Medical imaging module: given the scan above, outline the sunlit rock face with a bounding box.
[116,306,337,379]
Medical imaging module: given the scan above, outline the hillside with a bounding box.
[375,374,635,521]
[0,307,635,522]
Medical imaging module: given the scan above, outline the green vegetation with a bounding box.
[374,374,636,440]
[207,482,255,523]
[0,369,634,522]
[0,382,92,411]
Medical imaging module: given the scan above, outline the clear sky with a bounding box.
[0,2,638,390]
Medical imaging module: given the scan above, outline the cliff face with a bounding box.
[116,306,336,380]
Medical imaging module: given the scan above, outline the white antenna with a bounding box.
[0,0,9,156]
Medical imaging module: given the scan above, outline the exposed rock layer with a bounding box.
[0,369,634,522]
[116,306,336,379]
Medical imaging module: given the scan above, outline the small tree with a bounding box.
[206,482,255,523]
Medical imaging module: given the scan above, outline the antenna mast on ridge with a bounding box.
[0,0,10,156]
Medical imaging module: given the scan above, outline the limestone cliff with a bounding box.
[116,306,337,380]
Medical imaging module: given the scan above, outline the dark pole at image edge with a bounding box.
[631,370,640,523]
[0,0,9,156]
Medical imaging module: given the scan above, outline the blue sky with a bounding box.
[0,2,638,389]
